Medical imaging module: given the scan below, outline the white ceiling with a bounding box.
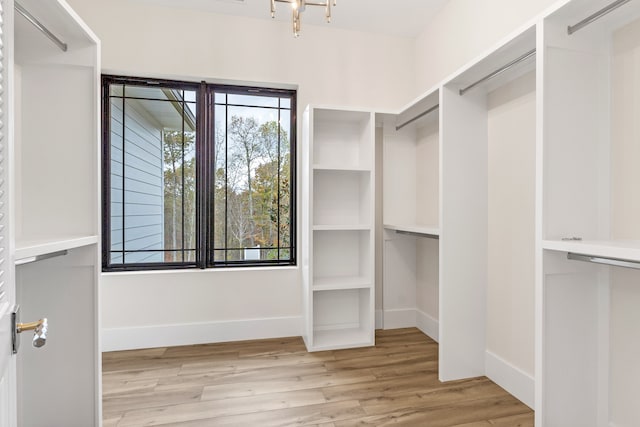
[133,0,449,38]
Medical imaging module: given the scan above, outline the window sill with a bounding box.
[101,264,299,277]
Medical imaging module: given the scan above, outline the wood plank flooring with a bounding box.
[102,328,534,426]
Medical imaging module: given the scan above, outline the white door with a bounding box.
[0,0,16,425]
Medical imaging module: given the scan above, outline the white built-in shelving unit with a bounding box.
[378,24,537,410]
[8,0,102,425]
[378,88,441,341]
[373,0,640,424]
[538,1,640,425]
[302,107,375,352]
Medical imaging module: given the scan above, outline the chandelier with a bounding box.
[270,0,337,37]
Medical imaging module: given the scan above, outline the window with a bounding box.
[102,76,296,270]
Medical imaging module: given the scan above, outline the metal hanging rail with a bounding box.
[567,252,640,270]
[568,0,632,35]
[395,104,439,131]
[15,250,68,266]
[459,49,536,96]
[395,230,440,239]
[15,2,68,52]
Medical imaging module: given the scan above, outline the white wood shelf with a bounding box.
[542,239,640,263]
[313,164,371,172]
[311,328,373,351]
[313,276,372,291]
[384,223,440,238]
[15,235,99,262]
[313,225,371,231]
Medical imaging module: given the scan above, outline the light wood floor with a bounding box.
[102,328,533,426]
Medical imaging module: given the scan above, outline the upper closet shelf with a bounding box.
[384,224,440,238]
[15,235,98,262]
[543,239,640,263]
[313,164,371,172]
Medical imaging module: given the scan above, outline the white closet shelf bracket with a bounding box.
[459,49,536,96]
[15,250,68,266]
[567,0,632,35]
[567,252,640,270]
[15,2,68,52]
[395,104,439,131]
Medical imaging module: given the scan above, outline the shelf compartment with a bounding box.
[312,288,373,351]
[384,223,440,238]
[313,225,371,231]
[313,164,371,172]
[313,230,371,282]
[313,169,371,227]
[313,276,371,291]
[381,108,440,229]
[313,108,373,170]
[15,235,98,262]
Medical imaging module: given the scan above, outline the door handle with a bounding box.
[11,305,48,354]
[17,318,48,348]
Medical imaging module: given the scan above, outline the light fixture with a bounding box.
[270,0,337,37]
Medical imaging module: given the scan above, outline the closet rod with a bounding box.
[567,252,640,270]
[395,230,440,239]
[15,250,68,266]
[568,0,631,35]
[395,104,439,131]
[15,2,68,52]
[459,49,536,96]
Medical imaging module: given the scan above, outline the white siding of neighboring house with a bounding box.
[110,99,164,264]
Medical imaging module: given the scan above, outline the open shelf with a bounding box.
[313,229,371,283]
[543,239,640,262]
[384,224,440,238]
[313,169,371,227]
[312,108,373,170]
[312,327,372,351]
[313,276,372,291]
[15,235,99,262]
[313,164,371,172]
[311,287,373,351]
[313,225,371,231]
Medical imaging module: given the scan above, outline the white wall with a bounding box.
[66,0,416,350]
[487,71,536,378]
[610,18,640,427]
[414,0,558,93]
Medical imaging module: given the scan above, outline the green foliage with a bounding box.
[162,116,291,263]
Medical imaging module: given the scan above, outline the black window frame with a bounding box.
[102,75,297,271]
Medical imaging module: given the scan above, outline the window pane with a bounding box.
[213,105,227,256]
[212,91,294,264]
[228,93,279,108]
[107,82,197,266]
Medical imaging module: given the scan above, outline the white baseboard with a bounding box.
[102,316,302,352]
[382,308,416,329]
[382,308,439,343]
[485,350,535,409]
[416,309,439,343]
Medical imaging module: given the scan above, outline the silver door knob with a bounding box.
[17,318,48,348]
